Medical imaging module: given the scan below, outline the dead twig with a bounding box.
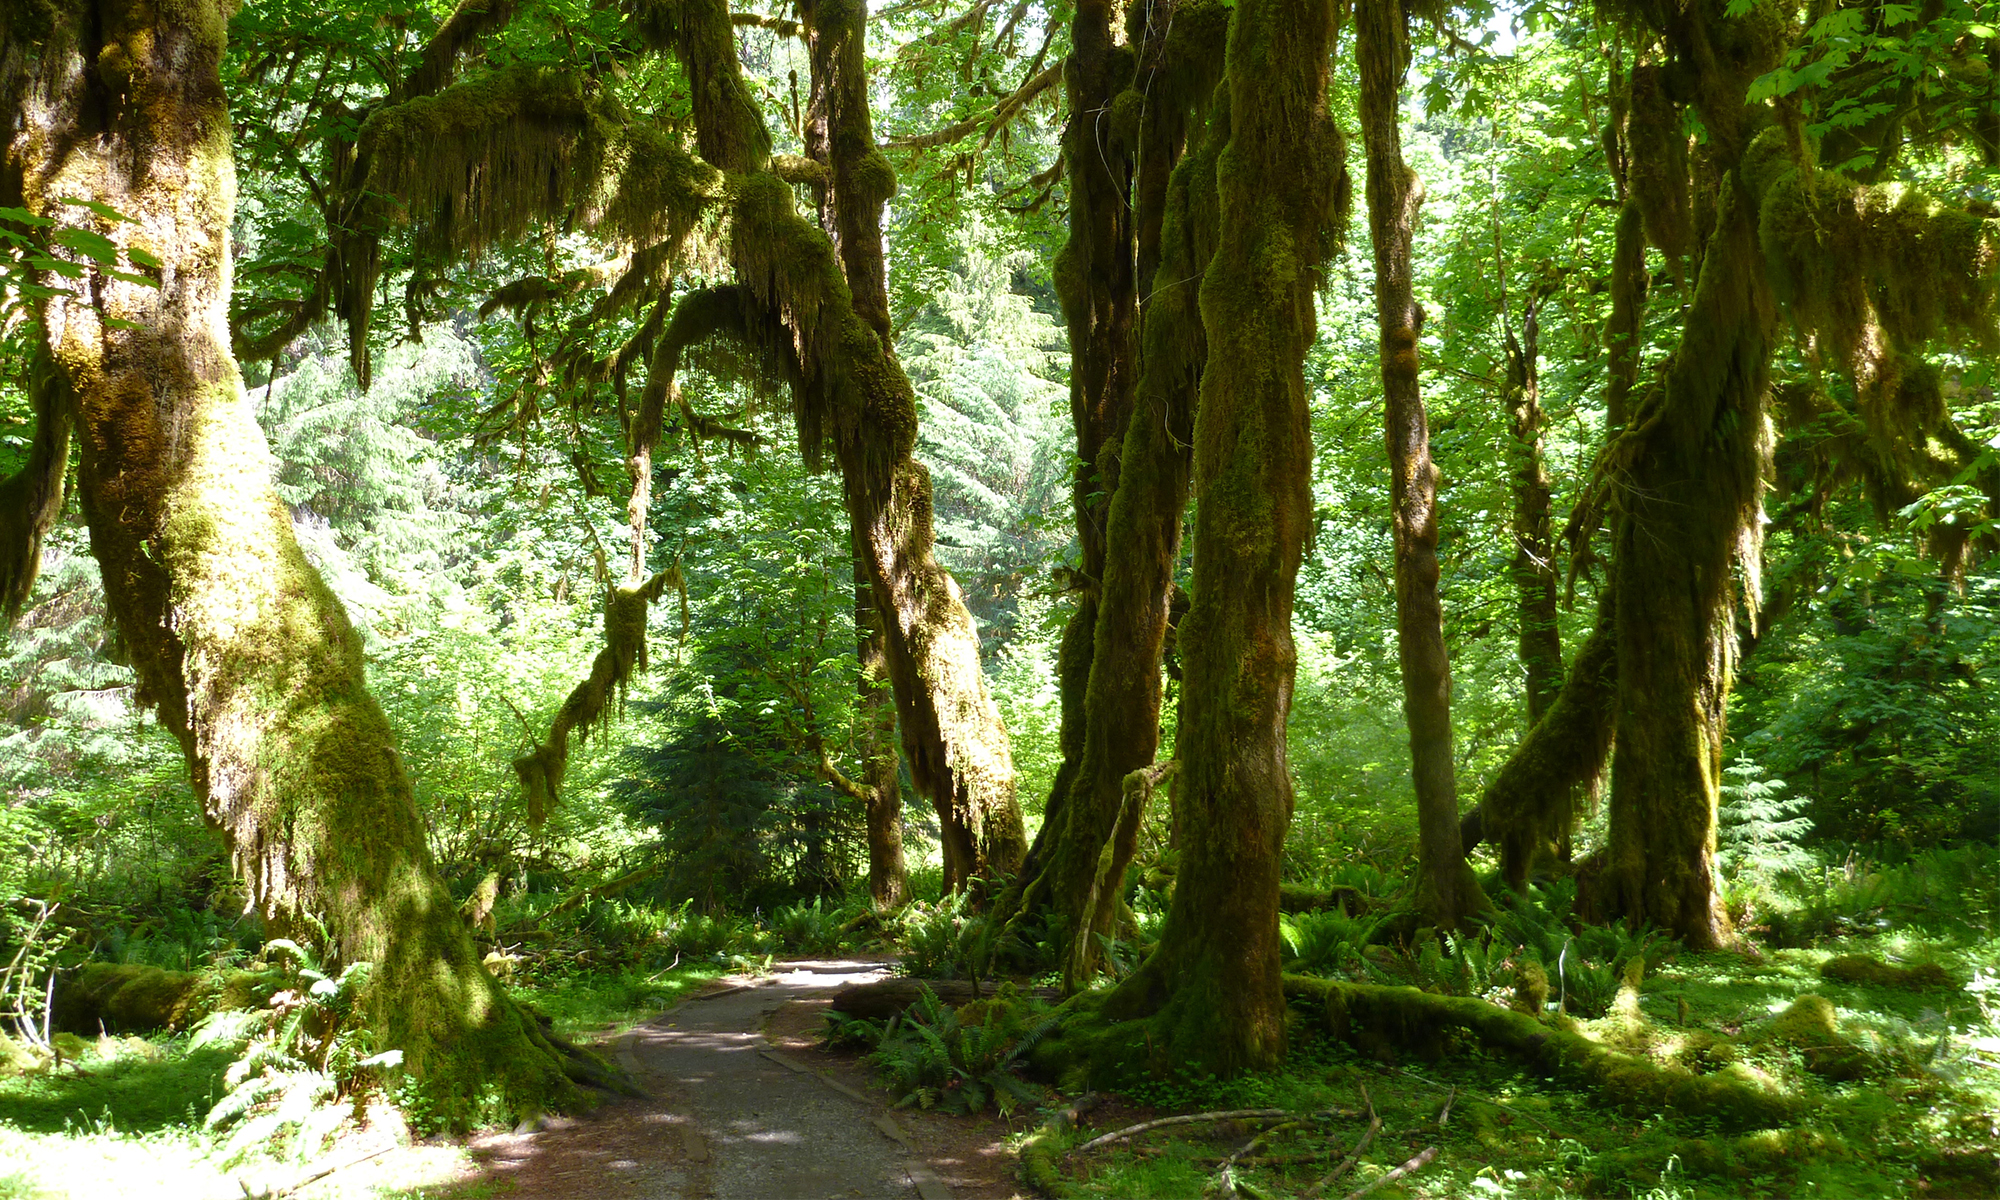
[1342,1146,1438,1200]
[1437,1085,1455,1129]
[1071,1108,1290,1154]
[1303,1086,1380,1199]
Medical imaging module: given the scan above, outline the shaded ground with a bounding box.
[451,960,1021,1200]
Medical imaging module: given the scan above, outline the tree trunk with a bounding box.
[1594,178,1769,949]
[1007,0,1142,912]
[1582,0,1780,950]
[854,555,908,909]
[665,0,1025,892]
[1018,0,1214,990]
[1101,0,1342,1076]
[1501,295,1562,726]
[1466,587,1617,886]
[2,0,598,1126]
[1357,0,1480,930]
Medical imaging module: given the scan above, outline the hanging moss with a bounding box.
[514,572,671,826]
[598,121,724,252]
[360,63,619,260]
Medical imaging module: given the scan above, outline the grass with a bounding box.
[506,961,724,1038]
[0,961,720,1199]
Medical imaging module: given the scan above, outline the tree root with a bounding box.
[1284,976,1797,1131]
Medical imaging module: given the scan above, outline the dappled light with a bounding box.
[3,0,1999,1196]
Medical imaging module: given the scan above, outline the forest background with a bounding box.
[2,0,1999,1195]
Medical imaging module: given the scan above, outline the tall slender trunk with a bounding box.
[1033,0,1215,990]
[1501,295,1562,726]
[1021,0,1140,893]
[658,0,1024,892]
[2,0,598,1125]
[1357,0,1479,929]
[854,555,908,909]
[1101,0,1342,1076]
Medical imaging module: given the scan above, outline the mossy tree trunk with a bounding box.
[1,0,596,1126]
[1500,292,1563,727]
[1014,0,1224,990]
[1585,0,1780,948]
[658,0,1025,893]
[1015,0,1140,907]
[1357,0,1480,929]
[842,554,908,910]
[1099,0,1342,1076]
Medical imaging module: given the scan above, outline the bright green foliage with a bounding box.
[867,982,1048,1115]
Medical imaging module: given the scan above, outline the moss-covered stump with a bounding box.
[1283,976,1797,1130]
[51,964,279,1035]
[1819,954,1952,989]
[1758,995,1872,1081]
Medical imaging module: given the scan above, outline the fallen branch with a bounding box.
[1072,1108,1290,1155]
[1303,1086,1380,1199]
[1342,1146,1437,1200]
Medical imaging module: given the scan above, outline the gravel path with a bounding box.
[461,960,953,1200]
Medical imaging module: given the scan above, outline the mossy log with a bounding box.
[1278,884,1366,915]
[829,978,1057,1021]
[50,965,278,1035]
[1819,954,1952,989]
[1283,976,1795,1130]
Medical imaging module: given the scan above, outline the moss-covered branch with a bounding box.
[514,572,671,826]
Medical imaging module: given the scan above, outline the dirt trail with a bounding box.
[456,960,962,1199]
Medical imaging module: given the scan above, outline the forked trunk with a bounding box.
[1357,0,1480,930]
[3,0,597,1125]
[1102,0,1342,1076]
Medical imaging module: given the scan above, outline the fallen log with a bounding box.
[1284,976,1796,1131]
[830,977,1057,1021]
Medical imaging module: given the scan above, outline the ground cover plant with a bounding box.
[2,0,1999,1193]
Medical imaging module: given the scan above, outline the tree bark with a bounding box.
[2,0,599,1125]
[1101,0,1342,1076]
[1357,0,1481,930]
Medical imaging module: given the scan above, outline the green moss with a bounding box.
[1819,954,1951,989]
[1286,977,1796,1129]
[1760,995,1872,1081]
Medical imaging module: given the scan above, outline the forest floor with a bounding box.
[441,959,1023,1199]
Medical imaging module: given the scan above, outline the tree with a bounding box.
[1092,0,1346,1075]
[1357,0,1483,930]
[0,0,607,1122]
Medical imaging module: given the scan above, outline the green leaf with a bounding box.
[0,206,54,227]
[57,196,140,223]
[127,246,163,269]
[52,227,120,264]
